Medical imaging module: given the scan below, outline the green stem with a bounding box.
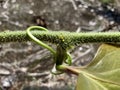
[1,30,120,46]
[57,65,80,75]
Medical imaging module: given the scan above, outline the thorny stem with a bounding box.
[1,30,120,46]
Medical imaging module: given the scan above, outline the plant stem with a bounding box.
[57,65,80,75]
[0,31,120,46]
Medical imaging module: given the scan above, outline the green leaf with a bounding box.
[76,44,120,90]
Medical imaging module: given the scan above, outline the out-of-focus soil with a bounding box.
[0,0,119,90]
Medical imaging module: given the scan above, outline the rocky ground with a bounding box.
[0,0,119,90]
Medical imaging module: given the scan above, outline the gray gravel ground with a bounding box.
[0,0,119,90]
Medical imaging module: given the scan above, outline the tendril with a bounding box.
[26,26,56,55]
[26,26,72,74]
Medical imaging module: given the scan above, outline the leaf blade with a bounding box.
[76,44,120,90]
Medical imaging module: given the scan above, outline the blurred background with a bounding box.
[0,0,119,90]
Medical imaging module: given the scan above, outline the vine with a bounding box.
[1,29,120,44]
[0,26,120,74]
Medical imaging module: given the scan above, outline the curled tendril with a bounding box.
[26,26,72,75]
[65,52,72,65]
[26,26,56,55]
